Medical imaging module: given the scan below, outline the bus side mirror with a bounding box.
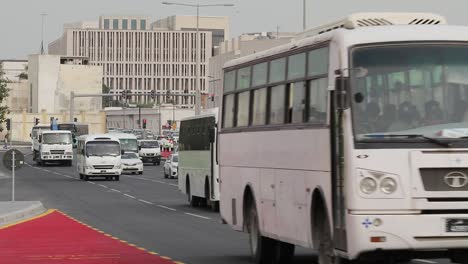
[335,76,350,110]
[138,146,142,150]
[29,133,32,138]
[121,150,125,155]
[38,135,42,143]
[209,127,215,143]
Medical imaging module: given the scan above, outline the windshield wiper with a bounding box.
[363,134,452,147]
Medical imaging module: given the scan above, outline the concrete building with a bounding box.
[0,60,28,82]
[208,32,294,107]
[48,15,225,109]
[28,54,103,114]
[153,15,229,53]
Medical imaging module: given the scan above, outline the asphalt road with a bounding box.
[0,148,455,264]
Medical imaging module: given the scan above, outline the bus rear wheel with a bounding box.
[248,202,275,264]
[186,178,199,207]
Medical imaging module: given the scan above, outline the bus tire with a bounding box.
[314,204,346,264]
[248,201,275,264]
[451,250,468,264]
[186,178,198,207]
[274,241,295,264]
[33,151,36,161]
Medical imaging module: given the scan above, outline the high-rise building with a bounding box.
[48,15,223,107]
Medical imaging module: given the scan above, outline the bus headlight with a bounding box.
[360,177,377,194]
[380,177,397,194]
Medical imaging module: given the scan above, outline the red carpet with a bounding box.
[0,210,179,264]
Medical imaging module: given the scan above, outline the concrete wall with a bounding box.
[5,81,29,112]
[28,55,61,113]
[56,64,103,112]
[3,110,107,142]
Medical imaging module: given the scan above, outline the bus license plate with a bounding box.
[446,219,468,232]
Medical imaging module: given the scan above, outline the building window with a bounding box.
[131,20,137,30]
[224,70,236,93]
[140,20,147,30]
[104,19,110,30]
[308,77,328,123]
[113,19,119,30]
[308,47,329,77]
[252,62,268,87]
[252,87,267,125]
[288,53,306,80]
[287,81,306,123]
[122,19,128,30]
[223,94,235,128]
[269,84,286,124]
[269,57,286,84]
[237,66,251,90]
[236,91,250,127]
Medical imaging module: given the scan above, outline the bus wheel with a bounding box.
[248,202,275,264]
[187,179,198,207]
[316,209,347,264]
[273,241,295,264]
[451,250,468,264]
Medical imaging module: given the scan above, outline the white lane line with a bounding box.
[110,189,121,193]
[157,205,176,211]
[124,194,136,199]
[98,184,108,188]
[138,199,153,205]
[88,181,96,185]
[169,184,178,187]
[155,180,165,184]
[184,213,211,220]
[413,259,437,264]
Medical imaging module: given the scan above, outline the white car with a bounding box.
[164,154,178,179]
[121,152,143,175]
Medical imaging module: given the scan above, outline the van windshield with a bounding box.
[86,141,120,156]
[140,141,159,148]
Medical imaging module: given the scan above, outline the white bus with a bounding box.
[178,110,219,211]
[76,134,122,181]
[219,13,468,264]
[108,133,138,153]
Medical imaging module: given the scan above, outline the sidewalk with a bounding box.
[0,201,46,227]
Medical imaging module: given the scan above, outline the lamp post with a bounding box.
[162,1,234,115]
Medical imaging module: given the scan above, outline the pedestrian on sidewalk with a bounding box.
[3,131,10,149]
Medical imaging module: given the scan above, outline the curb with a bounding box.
[0,201,47,228]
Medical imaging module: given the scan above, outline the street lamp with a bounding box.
[162,1,234,115]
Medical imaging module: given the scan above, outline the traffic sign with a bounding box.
[3,149,24,171]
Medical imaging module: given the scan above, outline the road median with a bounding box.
[0,201,46,228]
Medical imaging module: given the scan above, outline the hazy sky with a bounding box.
[1,0,468,59]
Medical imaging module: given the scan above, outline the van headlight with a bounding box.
[86,165,93,170]
[360,177,377,194]
[380,177,397,194]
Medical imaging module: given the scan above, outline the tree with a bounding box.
[102,84,112,108]
[0,65,10,131]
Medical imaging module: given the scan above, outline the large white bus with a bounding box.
[218,13,468,264]
[76,134,122,181]
[108,133,138,153]
[178,109,219,210]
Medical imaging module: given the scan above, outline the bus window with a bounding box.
[308,47,329,77]
[237,66,251,90]
[223,94,235,128]
[224,70,236,93]
[252,88,267,126]
[287,52,306,80]
[287,81,306,123]
[252,62,268,87]
[236,91,250,127]
[269,58,286,84]
[269,84,286,124]
[308,78,328,123]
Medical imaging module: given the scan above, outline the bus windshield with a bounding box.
[352,44,468,141]
[42,133,72,144]
[120,139,138,152]
[86,141,120,156]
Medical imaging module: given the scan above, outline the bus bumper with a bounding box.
[346,213,468,260]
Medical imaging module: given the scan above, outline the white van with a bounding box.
[76,134,122,181]
[138,140,161,165]
[34,130,73,166]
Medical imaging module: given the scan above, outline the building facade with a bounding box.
[49,15,221,108]
[28,54,103,113]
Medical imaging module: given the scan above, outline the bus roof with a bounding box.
[107,132,138,140]
[223,13,453,70]
[181,111,218,123]
[40,130,71,135]
[78,134,120,143]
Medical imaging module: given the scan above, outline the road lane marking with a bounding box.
[110,189,121,192]
[88,182,96,185]
[98,184,108,188]
[157,205,176,211]
[413,260,436,264]
[124,194,136,199]
[169,184,178,187]
[138,199,153,205]
[184,213,211,220]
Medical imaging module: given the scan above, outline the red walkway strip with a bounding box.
[0,210,178,264]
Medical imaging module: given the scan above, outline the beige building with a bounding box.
[0,60,30,112]
[208,32,294,108]
[48,15,228,109]
[28,55,103,114]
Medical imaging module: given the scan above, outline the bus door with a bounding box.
[208,118,216,199]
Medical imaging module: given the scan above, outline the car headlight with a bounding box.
[114,165,121,169]
[360,177,377,194]
[380,177,397,194]
[86,165,93,169]
[65,152,73,155]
